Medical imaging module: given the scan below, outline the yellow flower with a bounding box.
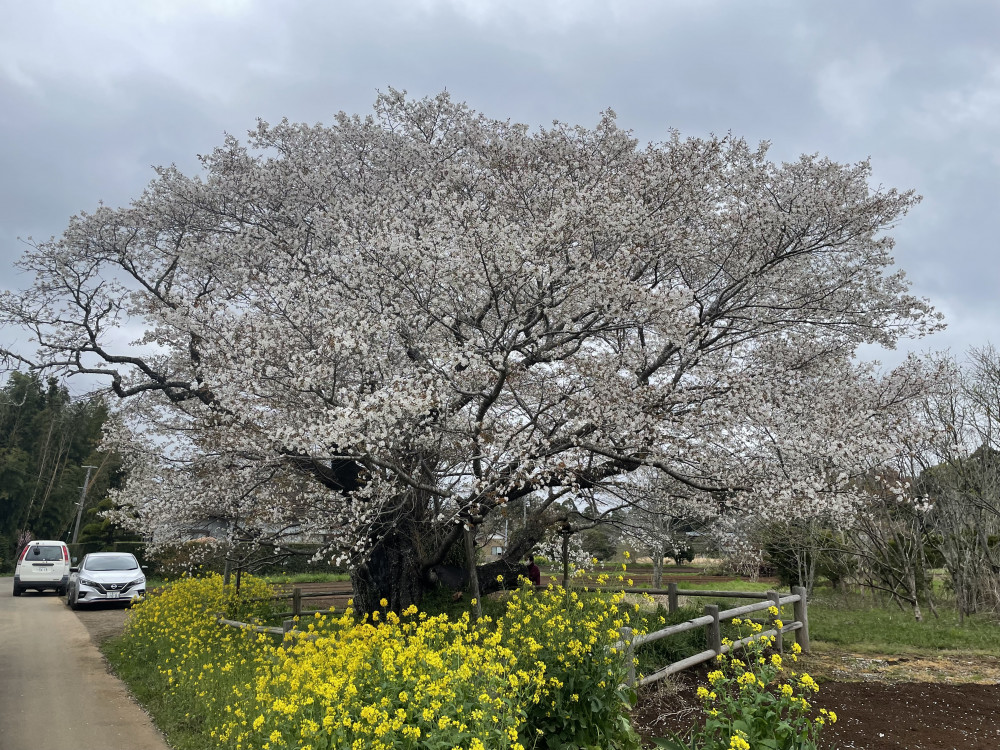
[737,672,758,688]
[379,598,388,607]
[799,673,819,692]
[729,730,750,750]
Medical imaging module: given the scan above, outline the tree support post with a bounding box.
[561,530,571,589]
[668,582,678,614]
[464,523,483,622]
[620,626,635,687]
[792,585,810,653]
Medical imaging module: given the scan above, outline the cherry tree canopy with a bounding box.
[0,91,943,610]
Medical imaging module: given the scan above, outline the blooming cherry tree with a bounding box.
[0,90,942,611]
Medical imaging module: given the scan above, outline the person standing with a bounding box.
[526,554,542,586]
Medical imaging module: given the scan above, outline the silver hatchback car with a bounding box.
[67,552,147,609]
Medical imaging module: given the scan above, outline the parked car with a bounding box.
[13,540,71,596]
[67,552,147,609]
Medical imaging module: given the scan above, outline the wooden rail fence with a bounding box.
[217,586,352,635]
[216,583,810,687]
[615,584,809,687]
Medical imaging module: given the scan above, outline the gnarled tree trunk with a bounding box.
[351,526,425,616]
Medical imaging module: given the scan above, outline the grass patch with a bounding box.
[674,579,777,593]
[263,571,351,584]
[103,633,224,750]
[567,575,779,592]
[633,604,708,677]
[808,591,1000,654]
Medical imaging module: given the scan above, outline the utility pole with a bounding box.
[71,465,98,545]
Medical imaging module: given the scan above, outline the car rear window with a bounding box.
[85,556,138,571]
[29,546,65,561]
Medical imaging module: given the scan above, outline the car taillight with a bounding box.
[19,546,31,561]
[63,546,69,561]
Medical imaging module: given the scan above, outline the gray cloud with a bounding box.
[2,0,998,367]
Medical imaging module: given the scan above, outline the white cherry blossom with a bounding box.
[0,90,943,610]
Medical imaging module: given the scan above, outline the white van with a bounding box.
[13,540,71,596]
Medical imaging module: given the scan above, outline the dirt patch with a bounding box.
[818,682,1000,749]
[799,647,1000,684]
[72,600,132,644]
[633,653,1000,749]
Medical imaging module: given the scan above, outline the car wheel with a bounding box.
[69,592,79,610]
[56,586,66,597]
[12,584,22,597]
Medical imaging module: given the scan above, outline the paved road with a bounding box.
[0,576,170,750]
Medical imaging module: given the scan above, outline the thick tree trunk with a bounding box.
[350,509,556,614]
[351,527,425,616]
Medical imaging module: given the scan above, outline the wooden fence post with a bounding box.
[620,626,635,687]
[792,585,810,653]
[668,582,678,614]
[768,590,783,653]
[705,604,721,655]
[283,618,295,635]
[292,587,302,618]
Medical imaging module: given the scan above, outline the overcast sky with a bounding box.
[2,0,998,370]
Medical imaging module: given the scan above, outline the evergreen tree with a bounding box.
[0,374,121,564]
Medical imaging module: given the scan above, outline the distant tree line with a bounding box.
[0,373,125,567]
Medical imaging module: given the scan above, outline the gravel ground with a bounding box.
[70,598,132,644]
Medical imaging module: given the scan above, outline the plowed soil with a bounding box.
[633,651,1000,749]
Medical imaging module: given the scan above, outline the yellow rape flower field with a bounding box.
[108,573,645,750]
